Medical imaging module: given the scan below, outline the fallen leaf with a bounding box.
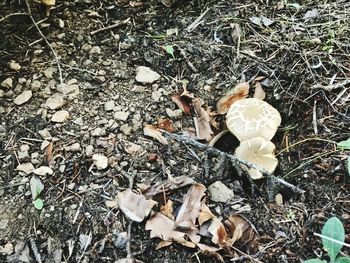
[156,240,173,250]
[224,215,259,250]
[145,212,197,248]
[208,218,228,247]
[196,243,224,262]
[193,98,214,142]
[198,200,216,225]
[117,189,157,222]
[171,95,191,115]
[160,200,174,220]
[144,175,194,197]
[143,125,168,145]
[216,82,249,114]
[175,183,206,229]
[30,175,44,200]
[179,80,195,99]
[253,82,266,100]
[157,118,174,133]
[44,142,53,163]
[123,141,144,156]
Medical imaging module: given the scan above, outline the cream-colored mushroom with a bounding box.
[235,137,278,179]
[226,98,281,141]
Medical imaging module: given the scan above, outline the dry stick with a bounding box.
[90,18,131,35]
[161,131,305,195]
[24,0,63,86]
[310,79,350,91]
[0,12,28,23]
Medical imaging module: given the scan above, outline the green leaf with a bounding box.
[322,217,345,261]
[335,257,350,263]
[163,45,175,59]
[303,259,326,263]
[33,198,44,210]
[337,138,350,150]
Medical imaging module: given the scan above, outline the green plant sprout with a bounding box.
[304,217,350,263]
[162,45,176,59]
[337,138,350,177]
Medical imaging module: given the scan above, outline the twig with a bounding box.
[90,18,131,35]
[0,12,28,23]
[186,8,210,32]
[24,0,63,86]
[161,131,305,196]
[126,221,133,258]
[310,79,350,91]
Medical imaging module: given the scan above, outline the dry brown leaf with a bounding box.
[175,183,206,229]
[123,141,144,156]
[208,218,228,247]
[155,240,173,250]
[143,125,168,145]
[144,175,194,197]
[193,98,214,142]
[160,200,174,220]
[171,95,191,115]
[198,200,216,225]
[146,212,198,248]
[44,142,53,163]
[146,212,175,240]
[253,82,266,100]
[216,82,249,114]
[117,189,157,222]
[156,118,174,133]
[224,215,259,250]
[197,244,224,262]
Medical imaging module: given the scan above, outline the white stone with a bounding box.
[85,145,94,156]
[31,80,41,91]
[135,66,160,84]
[14,90,32,105]
[46,92,65,110]
[104,101,115,111]
[208,181,234,203]
[64,143,81,152]
[38,128,52,140]
[151,90,162,101]
[43,67,55,78]
[1,78,13,89]
[51,110,70,122]
[114,111,129,121]
[16,163,35,174]
[33,166,53,176]
[89,46,101,54]
[92,154,108,170]
[166,108,182,119]
[9,61,21,71]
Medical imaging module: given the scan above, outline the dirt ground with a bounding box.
[0,0,350,262]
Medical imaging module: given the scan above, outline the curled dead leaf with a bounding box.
[144,175,194,197]
[224,215,259,250]
[193,98,214,142]
[175,183,206,229]
[198,200,216,225]
[117,189,157,222]
[143,125,168,145]
[157,118,174,133]
[216,82,249,114]
[171,95,191,115]
[208,218,228,247]
[160,200,174,220]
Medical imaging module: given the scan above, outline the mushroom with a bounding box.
[226,98,281,141]
[235,137,278,179]
[41,0,55,16]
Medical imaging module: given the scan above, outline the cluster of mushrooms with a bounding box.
[225,98,282,179]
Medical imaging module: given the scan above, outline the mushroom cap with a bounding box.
[226,98,281,141]
[235,137,278,179]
